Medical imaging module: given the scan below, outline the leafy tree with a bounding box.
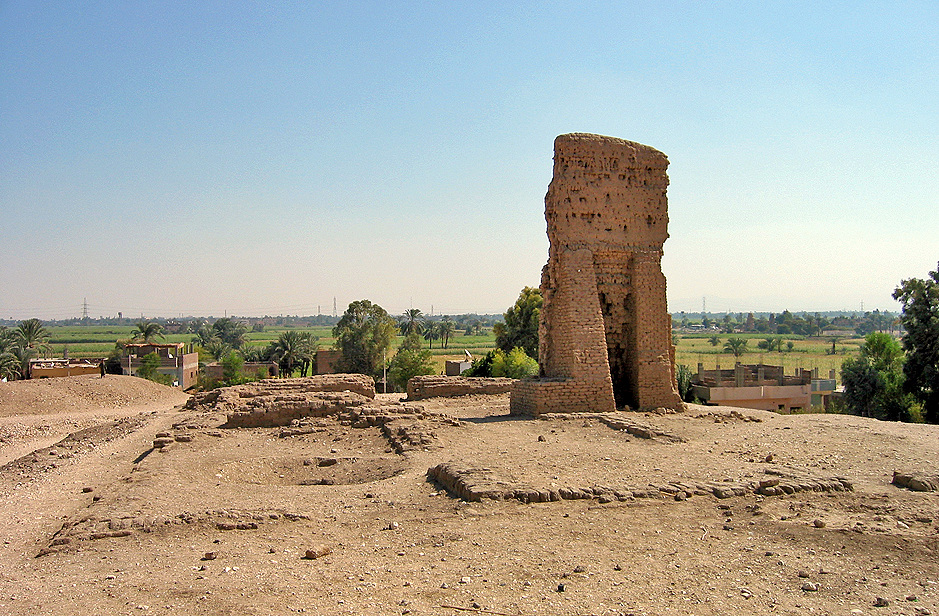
[490,347,539,379]
[221,352,246,386]
[387,333,436,391]
[841,332,916,421]
[464,351,495,377]
[494,286,542,359]
[332,300,398,377]
[723,337,748,358]
[133,320,165,343]
[893,263,939,423]
[137,352,172,385]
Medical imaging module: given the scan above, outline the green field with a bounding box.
[674,333,863,384]
[43,325,863,383]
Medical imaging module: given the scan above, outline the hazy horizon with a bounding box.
[3,3,936,321]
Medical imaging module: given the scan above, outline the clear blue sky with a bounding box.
[2,1,936,320]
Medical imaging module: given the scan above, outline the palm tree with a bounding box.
[192,323,218,348]
[723,337,748,358]
[439,317,456,349]
[212,318,248,349]
[399,309,424,336]
[268,330,316,377]
[0,352,20,381]
[205,340,232,363]
[297,331,319,377]
[133,320,165,343]
[708,335,721,347]
[422,320,440,349]
[16,318,51,355]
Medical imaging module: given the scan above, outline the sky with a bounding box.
[1,1,937,320]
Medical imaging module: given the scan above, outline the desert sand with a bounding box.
[0,375,937,615]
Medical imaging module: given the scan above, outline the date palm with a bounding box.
[399,309,424,336]
[16,318,51,354]
[422,320,440,349]
[723,337,748,358]
[439,317,456,349]
[204,340,232,363]
[133,320,165,343]
[0,352,20,381]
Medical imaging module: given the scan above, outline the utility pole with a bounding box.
[82,298,89,320]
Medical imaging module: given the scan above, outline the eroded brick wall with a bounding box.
[511,133,683,415]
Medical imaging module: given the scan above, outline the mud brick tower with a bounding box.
[511,133,683,415]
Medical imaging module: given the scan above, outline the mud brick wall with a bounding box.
[511,133,682,415]
[407,376,515,400]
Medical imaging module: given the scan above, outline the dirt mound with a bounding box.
[0,375,188,417]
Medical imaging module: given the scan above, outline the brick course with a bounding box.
[511,133,683,415]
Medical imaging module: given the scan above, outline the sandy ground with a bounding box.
[0,375,937,616]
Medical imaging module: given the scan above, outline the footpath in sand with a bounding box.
[0,375,937,616]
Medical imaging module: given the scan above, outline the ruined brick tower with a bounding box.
[511,133,683,415]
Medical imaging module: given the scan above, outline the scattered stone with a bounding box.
[556,583,565,592]
[538,435,546,442]
[303,545,332,560]
[573,565,586,573]
[798,570,811,578]
[801,582,819,592]
[874,596,890,607]
[813,519,826,528]
[202,552,217,561]
[82,486,93,493]
[460,576,471,584]
[764,453,774,463]
[892,471,939,492]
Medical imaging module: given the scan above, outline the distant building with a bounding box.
[315,350,342,375]
[28,358,103,379]
[692,363,837,413]
[445,360,471,376]
[123,342,198,390]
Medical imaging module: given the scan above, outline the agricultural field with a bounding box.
[42,325,866,385]
[674,333,864,385]
[43,325,498,374]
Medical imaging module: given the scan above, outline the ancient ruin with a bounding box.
[512,133,684,415]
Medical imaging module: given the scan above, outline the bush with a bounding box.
[675,364,694,402]
[388,347,436,392]
[137,352,173,386]
[221,352,246,386]
[490,347,538,379]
